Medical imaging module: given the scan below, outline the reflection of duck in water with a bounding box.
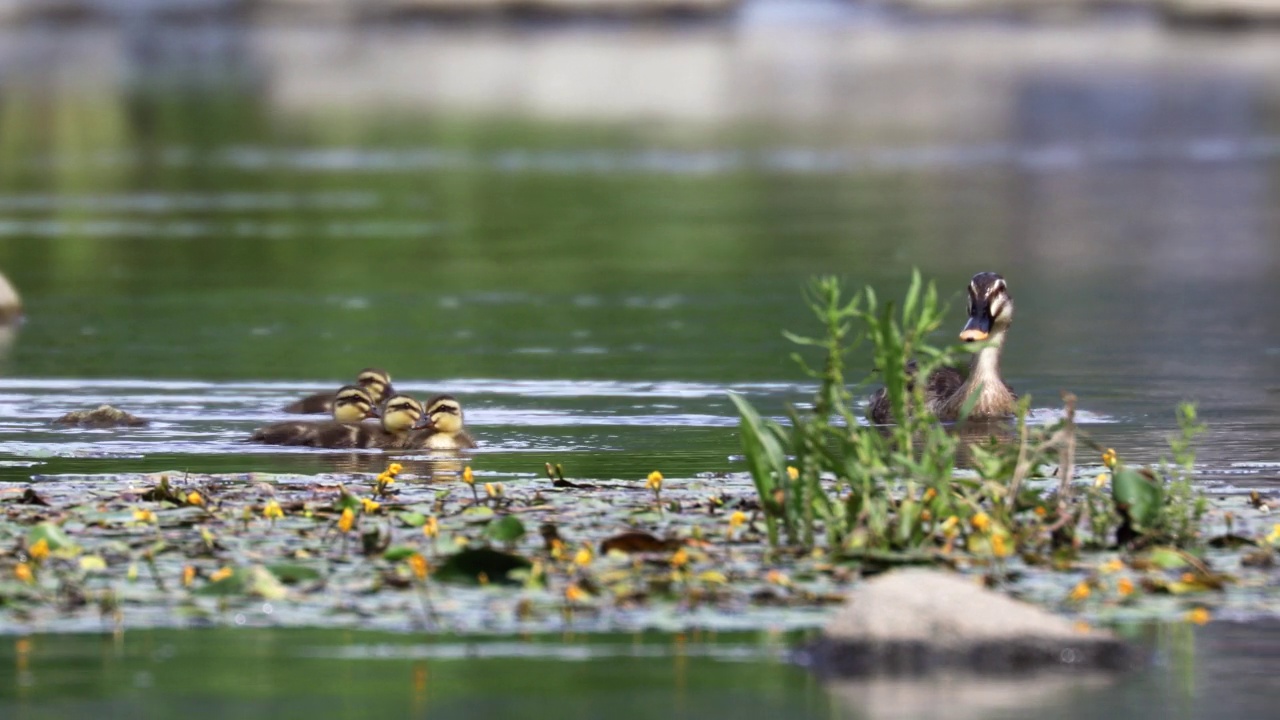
[282,368,394,415]
[411,395,477,450]
[869,272,1018,424]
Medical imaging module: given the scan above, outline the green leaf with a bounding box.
[396,512,427,528]
[485,515,527,544]
[434,548,531,586]
[381,547,419,562]
[266,563,323,584]
[27,523,77,553]
[1112,466,1164,531]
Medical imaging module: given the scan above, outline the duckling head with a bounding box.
[332,385,377,423]
[380,394,424,434]
[959,272,1013,343]
[356,367,392,403]
[419,394,466,435]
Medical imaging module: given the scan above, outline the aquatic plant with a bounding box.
[730,273,1213,561]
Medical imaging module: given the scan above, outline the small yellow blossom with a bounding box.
[1101,559,1124,574]
[1069,581,1091,602]
[338,507,355,533]
[361,498,381,513]
[922,488,937,502]
[646,471,664,491]
[1102,448,1117,469]
[574,547,593,567]
[550,539,566,561]
[375,472,393,486]
[28,538,49,563]
[209,567,233,583]
[1094,473,1110,488]
[970,512,991,533]
[766,569,791,587]
[134,508,156,524]
[387,462,403,476]
[565,583,588,603]
[1266,523,1280,545]
[186,491,204,506]
[407,554,429,580]
[1034,506,1047,517]
[15,563,34,584]
[462,466,474,486]
[263,500,284,520]
[939,516,960,535]
[786,466,799,481]
[991,533,1010,558]
[670,548,689,568]
[728,511,747,531]
[1117,578,1135,597]
[485,482,503,498]
[1186,607,1211,625]
[1073,621,1092,634]
[182,565,196,587]
[1180,572,1196,584]
[920,509,932,522]
[423,516,439,538]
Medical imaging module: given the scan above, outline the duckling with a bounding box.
[251,386,384,447]
[282,368,394,414]
[410,394,478,450]
[868,272,1018,424]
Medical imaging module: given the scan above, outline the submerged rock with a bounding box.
[803,569,1137,676]
[53,405,150,428]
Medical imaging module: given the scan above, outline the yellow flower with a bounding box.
[1117,577,1135,597]
[670,548,689,568]
[922,488,937,502]
[786,466,799,481]
[550,539,566,561]
[338,507,355,533]
[134,508,156,524]
[766,569,791,587]
[182,565,196,587]
[186,491,204,506]
[564,583,588,603]
[1102,448,1117,469]
[1069,581,1091,602]
[210,567,233,583]
[1094,473,1110,488]
[1186,607,1211,625]
[1267,523,1280,545]
[970,512,991,533]
[1073,621,1092,634]
[574,547,593,567]
[407,554,429,580]
[1101,559,1124,574]
[990,533,1010,558]
[376,472,393,486]
[361,498,381,513]
[728,511,747,531]
[1034,506,1047,517]
[14,563,34,584]
[423,516,439,538]
[28,538,49,563]
[939,516,959,535]
[387,462,403,476]
[920,509,932,522]
[262,500,284,520]
[646,471,664,491]
[462,466,474,485]
[484,483,503,498]
[1181,572,1197,584]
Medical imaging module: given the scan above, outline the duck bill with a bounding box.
[412,416,435,431]
[364,407,380,420]
[959,309,993,342]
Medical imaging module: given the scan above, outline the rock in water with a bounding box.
[53,405,150,428]
[803,569,1136,676]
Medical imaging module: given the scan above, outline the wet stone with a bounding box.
[802,569,1138,677]
[53,405,150,428]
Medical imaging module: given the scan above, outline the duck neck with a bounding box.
[964,331,1006,402]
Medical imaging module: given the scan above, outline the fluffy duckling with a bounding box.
[410,394,478,450]
[869,272,1018,423]
[282,368,394,414]
[251,387,411,449]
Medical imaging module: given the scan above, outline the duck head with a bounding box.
[356,367,393,403]
[959,272,1013,343]
[415,394,466,435]
[380,394,424,434]
[331,385,377,423]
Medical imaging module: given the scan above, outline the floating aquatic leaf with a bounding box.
[485,516,526,544]
[434,548,531,586]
